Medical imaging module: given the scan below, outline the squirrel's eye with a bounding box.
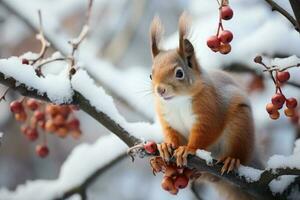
[149,74,152,80]
[175,67,184,80]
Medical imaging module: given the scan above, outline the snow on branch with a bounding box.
[0,135,127,200]
[1,57,300,199]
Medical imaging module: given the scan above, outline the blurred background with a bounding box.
[0,0,300,199]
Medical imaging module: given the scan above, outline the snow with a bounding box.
[196,149,213,165]
[71,69,163,142]
[269,175,297,194]
[164,0,300,71]
[0,57,73,104]
[267,154,300,170]
[270,55,300,68]
[0,135,127,200]
[237,165,263,182]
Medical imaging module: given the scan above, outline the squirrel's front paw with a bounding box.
[149,156,166,175]
[217,157,240,175]
[157,142,174,162]
[173,146,196,167]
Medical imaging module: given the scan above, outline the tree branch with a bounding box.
[0,0,153,122]
[0,64,300,199]
[289,0,300,29]
[264,0,300,33]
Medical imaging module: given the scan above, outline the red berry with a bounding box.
[21,125,30,135]
[271,93,286,107]
[68,119,80,130]
[218,30,233,44]
[221,6,233,20]
[10,101,24,113]
[207,36,221,49]
[15,112,27,122]
[269,110,280,120]
[26,99,39,110]
[53,115,65,126]
[144,141,157,154]
[34,111,45,121]
[266,103,277,114]
[174,175,189,189]
[276,71,290,83]
[284,108,295,117]
[36,145,49,158]
[161,176,175,192]
[286,97,298,109]
[26,128,38,141]
[219,43,231,54]
[22,58,29,65]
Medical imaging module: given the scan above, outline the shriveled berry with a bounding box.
[254,56,263,63]
[10,101,24,113]
[219,43,231,54]
[266,103,277,114]
[269,110,280,120]
[36,145,49,158]
[207,36,220,49]
[286,97,298,109]
[271,93,286,107]
[34,111,45,121]
[26,99,39,110]
[284,108,295,117]
[144,141,157,154]
[22,58,29,65]
[45,105,59,117]
[219,30,233,44]
[221,6,233,20]
[174,175,189,189]
[276,71,290,83]
[59,106,71,118]
[26,128,38,141]
[161,176,175,192]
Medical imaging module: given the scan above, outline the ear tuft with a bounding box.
[150,16,164,58]
[178,12,191,55]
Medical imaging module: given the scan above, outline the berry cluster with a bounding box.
[144,141,196,195]
[10,98,82,157]
[254,56,298,120]
[207,2,234,54]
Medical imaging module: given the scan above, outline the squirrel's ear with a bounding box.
[150,16,164,58]
[178,12,190,57]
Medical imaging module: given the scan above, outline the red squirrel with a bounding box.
[149,13,254,174]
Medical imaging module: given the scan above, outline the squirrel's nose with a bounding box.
[157,86,166,96]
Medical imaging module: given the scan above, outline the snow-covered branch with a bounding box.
[0,57,300,199]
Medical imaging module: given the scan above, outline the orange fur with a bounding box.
[150,13,254,165]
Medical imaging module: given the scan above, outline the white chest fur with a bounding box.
[160,96,197,139]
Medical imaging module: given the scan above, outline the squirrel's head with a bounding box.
[149,13,201,101]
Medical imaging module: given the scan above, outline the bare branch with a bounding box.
[264,0,300,33]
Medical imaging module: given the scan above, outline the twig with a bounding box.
[263,63,300,72]
[289,0,300,30]
[0,0,153,122]
[264,0,300,33]
[0,87,10,101]
[68,0,93,67]
[31,10,50,66]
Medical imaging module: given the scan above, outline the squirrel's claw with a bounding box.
[219,157,240,175]
[157,142,173,162]
[173,146,195,167]
[149,156,166,175]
